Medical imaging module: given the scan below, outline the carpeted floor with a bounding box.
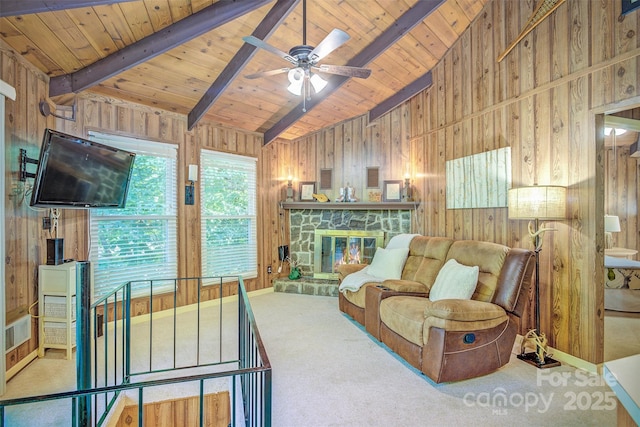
[2,290,635,426]
[604,309,640,361]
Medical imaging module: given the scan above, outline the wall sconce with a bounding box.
[403,173,412,202]
[286,175,294,202]
[185,164,198,205]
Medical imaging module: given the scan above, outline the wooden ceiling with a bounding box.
[0,0,487,143]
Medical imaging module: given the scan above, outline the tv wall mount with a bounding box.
[19,148,38,182]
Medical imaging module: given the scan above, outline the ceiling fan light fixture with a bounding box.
[287,69,303,95]
[310,73,327,93]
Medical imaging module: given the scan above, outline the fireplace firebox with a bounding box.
[313,230,385,279]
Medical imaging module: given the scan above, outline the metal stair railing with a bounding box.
[0,275,271,426]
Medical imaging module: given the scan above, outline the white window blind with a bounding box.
[89,132,178,301]
[200,150,257,281]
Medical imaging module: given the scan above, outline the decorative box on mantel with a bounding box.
[281,201,417,278]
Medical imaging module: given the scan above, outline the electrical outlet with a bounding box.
[42,216,51,230]
[267,265,272,274]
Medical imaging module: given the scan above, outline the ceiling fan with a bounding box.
[242,0,371,109]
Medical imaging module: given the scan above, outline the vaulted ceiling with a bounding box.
[0,0,487,143]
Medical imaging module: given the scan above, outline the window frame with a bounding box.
[200,149,258,284]
[88,132,178,301]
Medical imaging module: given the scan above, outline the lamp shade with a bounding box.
[309,73,327,93]
[287,69,303,95]
[604,215,621,232]
[508,185,567,220]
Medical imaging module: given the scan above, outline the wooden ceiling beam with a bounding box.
[263,0,446,144]
[49,0,272,97]
[0,0,137,17]
[368,71,433,123]
[188,0,300,131]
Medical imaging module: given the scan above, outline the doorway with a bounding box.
[601,106,640,361]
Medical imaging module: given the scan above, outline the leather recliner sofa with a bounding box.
[338,236,534,383]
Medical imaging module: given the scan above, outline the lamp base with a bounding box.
[517,351,561,369]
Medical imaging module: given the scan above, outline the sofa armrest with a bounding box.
[423,299,506,322]
[337,264,368,282]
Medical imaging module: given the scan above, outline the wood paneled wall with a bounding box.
[1,41,276,372]
[116,392,230,427]
[270,0,640,364]
[0,42,82,372]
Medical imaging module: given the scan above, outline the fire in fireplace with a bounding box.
[313,230,385,279]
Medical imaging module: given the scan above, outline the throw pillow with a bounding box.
[367,247,410,280]
[429,259,479,302]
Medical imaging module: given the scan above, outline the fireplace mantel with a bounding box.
[281,201,418,210]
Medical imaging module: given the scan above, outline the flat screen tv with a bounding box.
[30,129,136,209]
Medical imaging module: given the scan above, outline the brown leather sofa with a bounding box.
[338,236,534,383]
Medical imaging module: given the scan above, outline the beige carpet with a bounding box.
[2,290,629,426]
[604,310,640,361]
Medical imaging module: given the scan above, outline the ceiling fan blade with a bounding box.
[245,68,291,79]
[242,35,298,65]
[308,29,350,63]
[315,64,372,79]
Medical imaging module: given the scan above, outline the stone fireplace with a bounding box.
[284,204,414,279]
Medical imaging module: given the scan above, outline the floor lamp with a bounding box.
[508,185,566,368]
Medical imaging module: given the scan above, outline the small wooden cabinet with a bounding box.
[38,262,77,360]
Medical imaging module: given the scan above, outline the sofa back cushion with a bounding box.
[445,240,508,302]
[402,237,454,288]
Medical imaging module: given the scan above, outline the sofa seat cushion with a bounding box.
[422,299,508,345]
[423,299,506,321]
[342,279,428,311]
[379,296,429,346]
[381,279,429,293]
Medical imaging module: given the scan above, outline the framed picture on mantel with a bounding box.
[299,181,316,201]
[382,180,402,202]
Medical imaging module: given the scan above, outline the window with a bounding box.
[200,150,257,281]
[89,132,178,301]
